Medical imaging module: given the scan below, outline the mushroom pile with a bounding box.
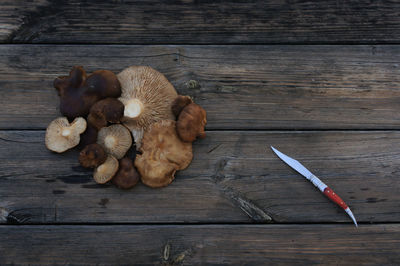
[45,66,207,189]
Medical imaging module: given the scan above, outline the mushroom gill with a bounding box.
[117,66,177,148]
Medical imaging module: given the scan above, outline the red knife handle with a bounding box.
[323,187,348,210]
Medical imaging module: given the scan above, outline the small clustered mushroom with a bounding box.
[45,65,207,189]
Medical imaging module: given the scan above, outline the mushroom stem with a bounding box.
[104,135,117,149]
[124,99,143,118]
[61,129,71,137]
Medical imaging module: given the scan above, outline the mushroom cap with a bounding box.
[171,95,193,118]
[177,103,207,142]
[93,155,119,184]
[85,70,121,98]
[112,157,140,189]
[79,143,107,168]
[97,124,132,159]
[54,66,86,95]
[135,120,193,188]
[45,117,87,153]
[54,66,100,120]
[117,66,178,146]
[54,67,121,120]
[88,98,125,130]
[78,124,98,149]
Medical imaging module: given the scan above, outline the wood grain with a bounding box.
[1,45,400,130]
[1,224,399,265]
[2,1,400,44]
[1,130,399,224]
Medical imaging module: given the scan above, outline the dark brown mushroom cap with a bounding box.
[54,66,86,96]
[88,98,124,130]
[54,67,121,121]
[85,70,121,98]
[78,124,98,148]
[176,103,207,142]
[54,66,100,120]
[171,95,193,118]
[79,143,107,168]
[112,157,140,189]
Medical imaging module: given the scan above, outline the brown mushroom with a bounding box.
[171,95,193,118]
[78,124,98,148]
[93,155,119,184]
[97,124,132,159]
[79,143,107,168]
[45,117,87,153]
[54,66,97,120]
[176,103,207,142]
[85,70,121,98]
[135,120,192,188]
[87,98,124,130]
[117,66,177,147]
[112,157,140,189]
[54,66,121,120]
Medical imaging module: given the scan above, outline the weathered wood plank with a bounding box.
[2,1,400,44]
[1,224,399,265]
[1,130,399,224]
[1,45,400,130]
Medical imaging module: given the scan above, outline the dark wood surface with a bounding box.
[1,1,399,265]
[2,0,400,44]
[1,225,399,265]
[2,45,400,130]
[0,130,399,224]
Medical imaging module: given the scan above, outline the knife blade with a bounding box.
[271,146,358,227]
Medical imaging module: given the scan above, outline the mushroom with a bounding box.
[176,103,207,142]
[88,98,124,130]
[54,66,94,120]
[171,95,193,118]
[85,70,121,98]
[45,117,87,153]
[112,157,140,189]
[135,120,193,188]
[117,66,178,147]
[78,124,98,148]
[93,155,119,184]
[54,66,121,120]
[79,143,107,168]
[97,124,132,159]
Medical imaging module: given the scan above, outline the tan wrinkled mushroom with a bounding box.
[45,117,87,153]
[93,155,119,184]
[117,66,178,147]
[176,103,207,142]
[97,124,132,159]
[135,120,193,188]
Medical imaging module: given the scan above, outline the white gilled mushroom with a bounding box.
[97,124,132,159]
[45,117,87,153]
[117,66,178,148]
[93,155,119,184]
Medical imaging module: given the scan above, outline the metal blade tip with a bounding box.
[345,208,358,228]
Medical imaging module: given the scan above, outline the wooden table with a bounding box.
[1,1,400,265]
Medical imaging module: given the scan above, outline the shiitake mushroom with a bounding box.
[54,66,121,121]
